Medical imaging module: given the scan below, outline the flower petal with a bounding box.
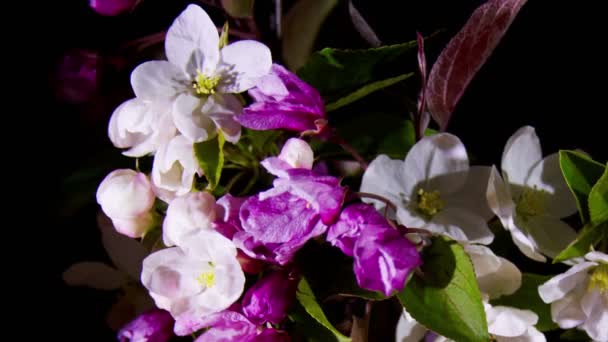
[585,251,608,263]
[217,40,272,93]
[522,216,577,259]
[426,207,494,244]
[466,245,522,298]
[501,126,542,186]
[444,166,494,220]
[165,4,220,75]
[580,289,608,342]
[360,155,410,210]
[487,306,538,337]
[63,262,127,290]
[172,93,216,143]
[404,133,469,195]
[525,153,577,218]
[98,213,148,279]
[549,287,587,329]
[538,261,596,303]
[508,223,546,262]
[486,166,516,225]
[208,94,243,144]
[395,309,428,342]
[131,60,185,100]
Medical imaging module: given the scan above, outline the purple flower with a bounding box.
[238,64,327,135]
[176,310,289,342]
[250,329,292,342]
[117,309,174,342]
[90,0,137,16]
[214,194,248,240]
[327,203,388,256]
[235,169,346,265]
[55,50,98,104]
[329,204,422,296]
[242,270,299,325]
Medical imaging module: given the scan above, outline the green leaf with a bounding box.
[297,41,418,100]
[397,236,489,342]
[325,73,414,112]
[560,328,591,341]
[193,131,226,190]
[295,277,351,342]
[559,150,606,223]
[554,222,608,263]
[589,164,608,227]
[221,0,254,18]
[282,0,340,70]
[491,273,558,332]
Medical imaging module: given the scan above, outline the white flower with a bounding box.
[163,191,218,247]
[96,169,156,237]
[141,229,245,322]
[486,126,577,262]
[131,4,272,144]
[260,137,314,177]
[465,244,521,299]
[108,98,177,157]
[396,303,545,342]
[361,133,494,244]
[538,252,608,342]
[152,135,202,202]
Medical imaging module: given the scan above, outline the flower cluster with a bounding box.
[64,2,607,342]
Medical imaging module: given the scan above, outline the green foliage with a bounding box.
[398,236,489,342]
[193,131,226,190]
[294,277,351,342]
[559,150,605,223]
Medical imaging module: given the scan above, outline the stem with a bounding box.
[331,133,368,170]
[353,192,397,211]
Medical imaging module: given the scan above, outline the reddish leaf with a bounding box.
[425,0,528,131]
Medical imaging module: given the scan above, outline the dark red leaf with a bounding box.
[425,0,528,131]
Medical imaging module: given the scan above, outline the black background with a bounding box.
[33,0,606,340]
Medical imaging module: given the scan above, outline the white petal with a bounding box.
[549,286,587,329]
[525,153,577,218]
[487,166,516,225]
[163,191,217,247]
[165,4,220,76]
[63,262,127,290]
[216,40,273,93]
[108,98,148,149]
[508,223,546,262]
[585,251,608,263]
[443,166,494,220]
[96,169,156,219]
[466,245,522,298]
[404,133,469,195]
[580,289,608,342]
[538,262,596,303]
[395,309,427,342]
[172,93,216,143]
[207,94,243,144]
[496,327,546,342]
[278,138,314,170]
[152,135,200,198]
[427,207,494,244]
[501,126,542,186]
[523,216,577,259]
[396,206,427,228]
[97,213,147,280]
[360,155,410,210]
[180,229,237,262]
[123,103,177,158]
[487,306,538,337]
[131,60,186,100]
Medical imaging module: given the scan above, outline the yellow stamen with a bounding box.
[516,186,546,220]
[416,189,444,218]
[196,262,216,288]
[589,264,608,295]
[192,69,220,95]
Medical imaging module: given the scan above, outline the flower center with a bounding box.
[192,69,220,95]
[515,186,545,220]
[196,262,216,288]
[416,188,444,218]
[589,264,608,294]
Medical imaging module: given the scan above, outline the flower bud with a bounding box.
[242,270,298,325]
[117,309,174,342]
